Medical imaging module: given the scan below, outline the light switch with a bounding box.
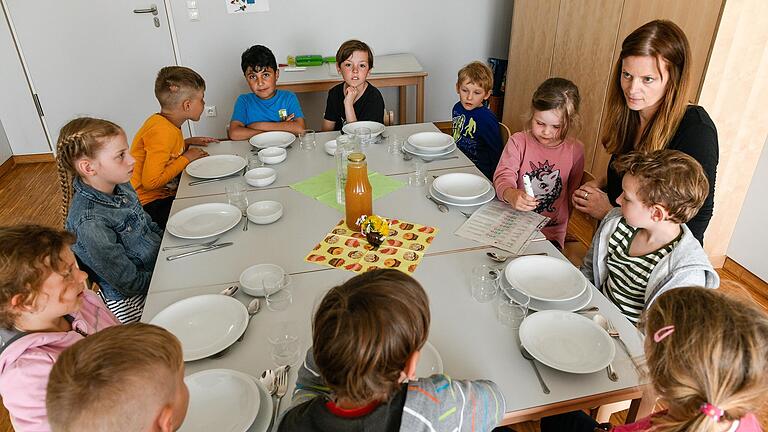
[188,8,199,21]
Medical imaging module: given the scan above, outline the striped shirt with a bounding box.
[603,218,680,323]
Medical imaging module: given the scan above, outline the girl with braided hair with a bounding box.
[57,117,162,323]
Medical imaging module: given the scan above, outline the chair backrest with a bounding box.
[499,122,511,145]
[568,170,598,241]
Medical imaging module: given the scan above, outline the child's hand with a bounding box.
[183,147,208,162]
[503,188,539,212]
[344,85,358,106]
[282,113,296,122]
[185,137,219,146]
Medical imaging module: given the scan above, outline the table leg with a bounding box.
[399,85,407,125]
[416,76,425,123]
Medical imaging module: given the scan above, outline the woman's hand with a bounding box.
[503,188,539,212]
[572,185,613,219]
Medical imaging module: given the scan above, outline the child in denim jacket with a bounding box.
[57,117,162,323]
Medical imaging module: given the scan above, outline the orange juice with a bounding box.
[345,152,372,231]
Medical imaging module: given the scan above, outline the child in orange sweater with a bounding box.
[130,66,218,228]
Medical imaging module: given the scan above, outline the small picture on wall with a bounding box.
[227,0,270,14]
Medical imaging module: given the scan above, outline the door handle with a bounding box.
[133,4,158,15]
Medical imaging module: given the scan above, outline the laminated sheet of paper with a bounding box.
[454,201,549,255]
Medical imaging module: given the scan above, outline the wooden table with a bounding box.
[143,123,652,428]
[276,55,427,124]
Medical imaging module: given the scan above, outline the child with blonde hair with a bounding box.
[0,225,119,431]
[57,117,162,323]
[542,286,768,431]
[494,77,585,248]
[581,150,719,324]
[47,323,189,432]
[321,39,385,131]
[452,61,503,180]
[279,269,505,431]
[131,66,218,228]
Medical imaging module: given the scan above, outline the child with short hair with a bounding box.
[493,77,585,249]
[228,44,306,140]
[452,61,503,180]
[46,323,189,432]
[321,39,385,131]
[279,269,505,432]
[131,66,218,228]
[57,117,163,324]
[541,286,767,431]
[581,150,719,324]
[0,225,119,431]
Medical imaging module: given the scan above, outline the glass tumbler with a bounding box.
[470,264,500,303]
[355,127,372,146]
[497,289,530,329]
[299,129,316,151]
[263,272,293,311]
[225,183,249,213]
[268,321,301,367]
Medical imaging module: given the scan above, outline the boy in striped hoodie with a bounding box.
[278,269,506,432]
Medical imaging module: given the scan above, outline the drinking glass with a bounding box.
[407,160,428,187]
[387,133,403,155]
[299,129,316,151]
[497,289,530,329]
[225,183,249,212]
[247,153,263,170]
[470,264,500,303]
[268,321,301,367]
[355,127,372,146]
[263,272,293,311]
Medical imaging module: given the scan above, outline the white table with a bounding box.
[143,123,652,427]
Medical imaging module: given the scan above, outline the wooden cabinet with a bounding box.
[502,0,724,176]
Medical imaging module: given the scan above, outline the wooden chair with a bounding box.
[563,170,598,267]
[499,121,511,145]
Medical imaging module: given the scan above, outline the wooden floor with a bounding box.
[0,161,766,431]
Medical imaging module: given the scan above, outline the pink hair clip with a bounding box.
[653,325,675,342]
[700,402,724,420]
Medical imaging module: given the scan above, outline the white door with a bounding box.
[4,1,179,146]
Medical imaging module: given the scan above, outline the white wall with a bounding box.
[727,134,768,280]
[0,119,12,165]
[0,7,49,155]
[169,0,514,137]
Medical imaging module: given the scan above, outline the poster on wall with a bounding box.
[227,0,270,13]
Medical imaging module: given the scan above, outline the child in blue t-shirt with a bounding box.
[451,61,503,180]
[228,45,306,140]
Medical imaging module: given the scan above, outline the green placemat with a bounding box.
[291,169,404,211]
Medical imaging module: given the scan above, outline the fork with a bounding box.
[272,365,291,431]
[422,155,459,163]
[242,210,249,231]
[606,319,637,368]
[162,237,220,251]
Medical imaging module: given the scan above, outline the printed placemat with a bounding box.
[305,218,438,274]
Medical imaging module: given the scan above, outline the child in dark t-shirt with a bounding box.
[321,39,385,131]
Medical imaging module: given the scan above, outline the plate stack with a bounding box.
[404,132,457,159]
[501,255,592,312]
[429,172,495,209]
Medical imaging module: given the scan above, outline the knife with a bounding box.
[166,242,234,261]
[188,175,242,186]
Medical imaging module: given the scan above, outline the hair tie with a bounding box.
[700,402,724,420]
[653,325,675,342]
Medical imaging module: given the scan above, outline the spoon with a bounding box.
[486,251,547,262]
[593,315,620,381]
[260,369,278,431]
[574,306,599,314]
[236,298,261,342]
[520,346,550,394]
[219,285,239,297]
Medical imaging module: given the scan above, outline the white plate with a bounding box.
[167,203,241,239]
[239,263,285,297]
[415,341,444,378]
[429,183,496,207]
[342,121,386,137]
[251,376,273,432]
[407,132,455,152]
[504,255,586,302]
[432,173,491,201]
[249,131,296,149]
[185,155,246,179]
[403,141,457,158]
[180,369,260,432]
[150,295,248,361]
[501,275,593,312]
[520,310,615,374]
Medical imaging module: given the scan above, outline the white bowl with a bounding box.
[239,263,285,297]
[248,131,295,149]
[324,139,337,156]
[432,173,491,201]
[257,147,287,164]
[246,200,283,224]
[244,167,277,187]
[407,132,455,153]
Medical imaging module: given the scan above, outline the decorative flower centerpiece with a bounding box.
[356,214,389,247]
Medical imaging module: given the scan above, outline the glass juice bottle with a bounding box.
[344,152,372,231]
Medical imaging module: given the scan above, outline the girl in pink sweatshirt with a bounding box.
[493,78,584,248]
[0,225,119,432]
